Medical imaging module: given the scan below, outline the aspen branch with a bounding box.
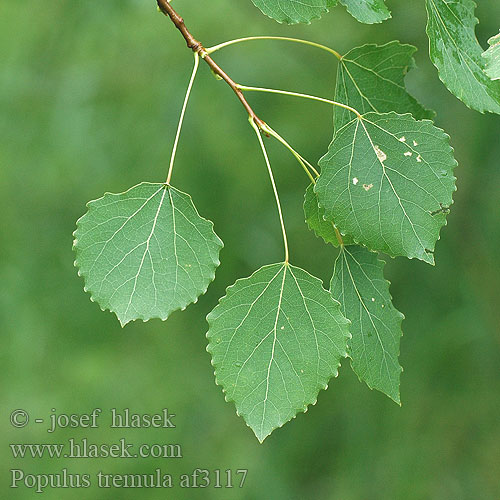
[156,0,265,128]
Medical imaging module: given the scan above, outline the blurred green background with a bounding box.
[1,0,499,498]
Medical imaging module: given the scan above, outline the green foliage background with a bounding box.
[1,0,499,498]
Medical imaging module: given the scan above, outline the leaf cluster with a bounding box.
[73,0,499,441]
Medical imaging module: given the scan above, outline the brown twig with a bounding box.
[157,0,265,128]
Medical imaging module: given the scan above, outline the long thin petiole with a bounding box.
[250,118,290,264]
[238,84,362,119]
[167,52,200,184]
[260,123,318,183]
[258,122,346,248]
[206,36,342,60]
[260,122,344,247]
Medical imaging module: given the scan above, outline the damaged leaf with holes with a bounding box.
[315,112,457,264]
[73,182,223,326]
[207,263,350,442]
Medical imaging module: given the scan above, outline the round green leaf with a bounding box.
[207,263,350,442]
[74,183,223,326]
[334,41,435,132]
[316,112,457,264]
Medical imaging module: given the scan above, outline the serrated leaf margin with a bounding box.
[73,182,223,326]
[206,262,351,442]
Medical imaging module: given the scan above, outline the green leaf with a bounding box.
[207,263,350,442]
[73,182,223,326]
[304,184,354,246]
[339,0,391,24]
[331,245,403,403]
[251,0,337,24]
[425,0,500,113]
[483,32,500,81]
[315,112,457,265]
[335,41,434,132]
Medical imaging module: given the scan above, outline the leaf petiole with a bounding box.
[237,84,362,119]
[249,117,290,264]
[260,123,318,183]
[206,36,342,60]
[167,52,200,184]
